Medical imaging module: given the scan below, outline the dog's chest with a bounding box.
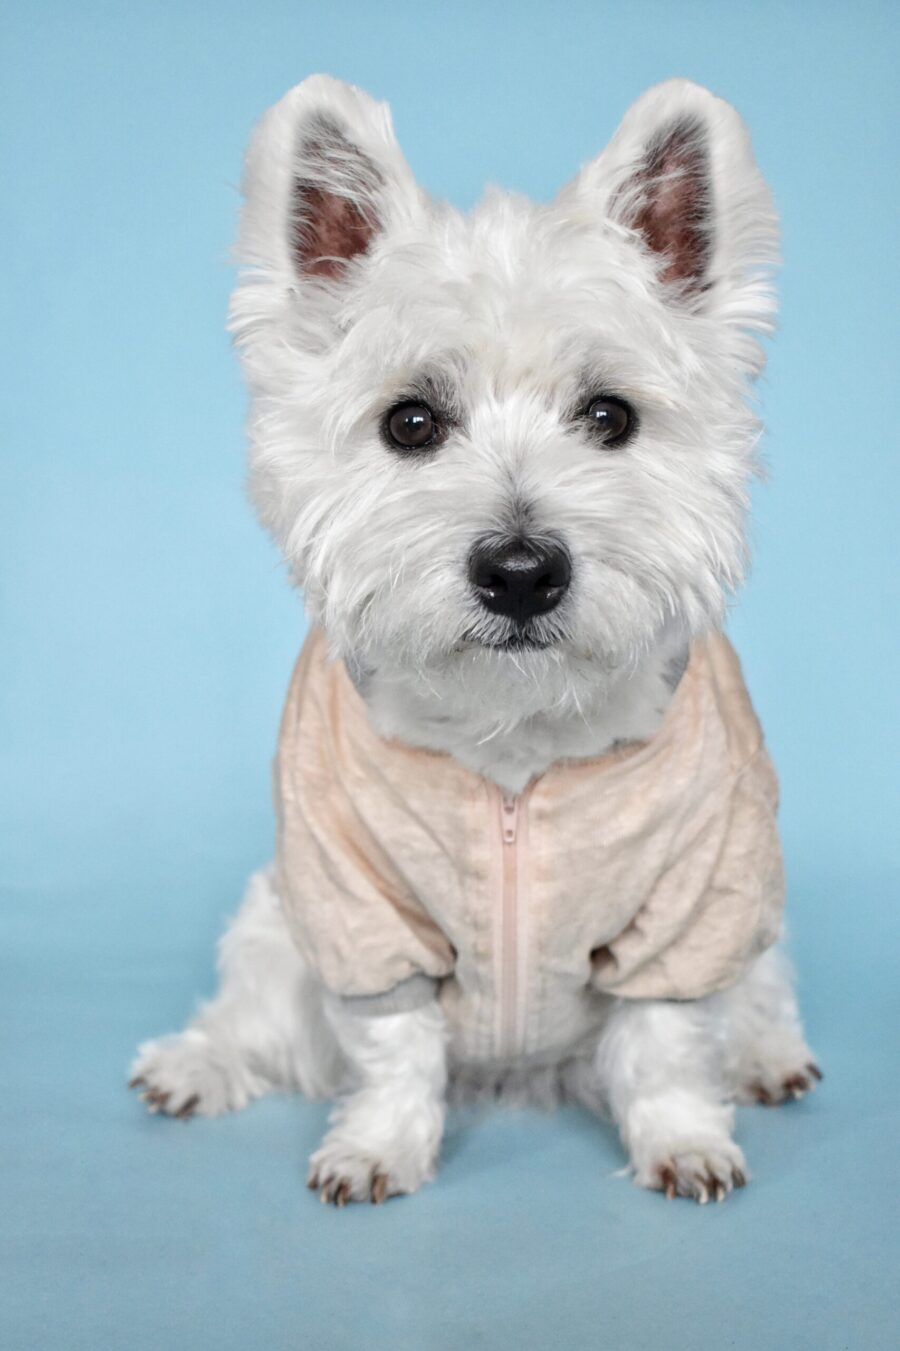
[276,628,784,1067]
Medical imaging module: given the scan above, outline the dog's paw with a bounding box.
[635,1139,748,1204]
[745,1062,823,1106]
[308,1132,436,1206]
[128,1030,262,1119]
[736,1045,823,1106]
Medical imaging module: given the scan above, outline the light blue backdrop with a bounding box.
[3,2,898,1349]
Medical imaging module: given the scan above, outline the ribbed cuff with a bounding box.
[338,973,440,1017]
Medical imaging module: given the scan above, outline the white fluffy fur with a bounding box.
[131,76,818,1204]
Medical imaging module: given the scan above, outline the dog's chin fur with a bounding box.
[356,625,690,793]
[130,76,820,1206]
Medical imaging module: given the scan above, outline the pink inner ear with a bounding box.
[293,183,376,279]
[630,118,711,290]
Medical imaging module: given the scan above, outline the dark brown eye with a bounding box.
[384,402,438,452]
[584,396,634,447]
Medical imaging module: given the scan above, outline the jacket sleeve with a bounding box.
[274,638,456,1003]
[591,747,785,1001]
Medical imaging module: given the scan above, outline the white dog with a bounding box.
[130,75,820,1205]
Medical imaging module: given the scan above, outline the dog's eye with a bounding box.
[583,396,634,447]
[384,402,438,452]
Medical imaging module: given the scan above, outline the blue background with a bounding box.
[3,2,898,1348]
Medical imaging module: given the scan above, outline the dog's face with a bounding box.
[231,77,777,721]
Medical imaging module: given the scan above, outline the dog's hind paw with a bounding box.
[736,1046,823,1106]
[128,1030,264,1119]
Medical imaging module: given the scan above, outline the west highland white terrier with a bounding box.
[130,75,820,1205]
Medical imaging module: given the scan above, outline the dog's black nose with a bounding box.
[468,538,571,624]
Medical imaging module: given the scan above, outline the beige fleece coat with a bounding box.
[275,628,784,1065]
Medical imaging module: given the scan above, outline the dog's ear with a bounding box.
[235,74,421,289]
[560,80,778,366]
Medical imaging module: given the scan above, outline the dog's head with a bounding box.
[231,76,777,721]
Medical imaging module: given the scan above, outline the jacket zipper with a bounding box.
[496,786,528,1058]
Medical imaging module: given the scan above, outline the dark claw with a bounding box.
[732,1168,747,1189]
[807,1063,824,1082]
[307,1173,319,1192]
[659,1165,677,1201]
[371,1173,388,1205]
[706,1174,725,1203]
[128,1075,146,1090]
[175,1094,200,1120]
[142,1088,171,1112]
[754,1085,774,1106]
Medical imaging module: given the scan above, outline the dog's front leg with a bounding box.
[308,998,448,1205]
[594,996,747,1203]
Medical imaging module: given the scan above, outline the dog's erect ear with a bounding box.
[560,80,778,360]
[289,113,383,280]
[236,75,421,286]
[617,113,711,293]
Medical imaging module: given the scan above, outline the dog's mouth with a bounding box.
[460,628,560,653]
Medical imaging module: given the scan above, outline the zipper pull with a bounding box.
[501,793,519,844]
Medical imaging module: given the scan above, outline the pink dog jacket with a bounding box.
[275,628,785,1064]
